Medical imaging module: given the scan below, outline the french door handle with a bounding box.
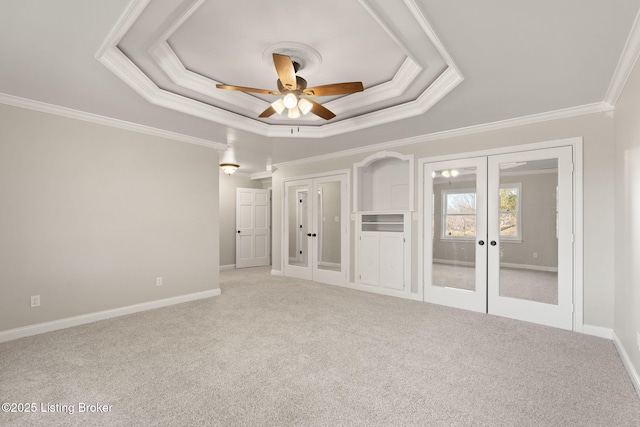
[237,230,241,234]
[307,233,312,237]
[478,240,485,246]
[312,233,317,237]
[490,240,497,246]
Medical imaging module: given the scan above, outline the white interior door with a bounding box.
[284,174,348,285]
[423,157,488,313]
[236,188,270,269]
[423,147,574,330]
[487,147,574,330]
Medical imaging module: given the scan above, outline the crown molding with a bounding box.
[273,102,611,170]
[97,0,462,139]
[0,93,226,150]
[605,6,640,107]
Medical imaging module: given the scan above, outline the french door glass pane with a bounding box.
[317,180,341,272]
[431,167,477,290]
[287,184,309,268]
[498,159,559,305]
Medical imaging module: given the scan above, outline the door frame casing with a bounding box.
[417,137,584,332]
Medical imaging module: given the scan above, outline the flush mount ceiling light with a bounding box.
[219,163,239,175]
[216,53,363,121]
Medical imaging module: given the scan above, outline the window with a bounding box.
[442,189,476,239]
[499,184,521,240]
[441,184,521,240]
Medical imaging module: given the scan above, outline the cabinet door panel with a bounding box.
[380,234,404,290]
[359,233,380,285]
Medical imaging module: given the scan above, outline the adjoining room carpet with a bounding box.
[1,267,639,426]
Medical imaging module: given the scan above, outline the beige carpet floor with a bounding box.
[1,266,639,426]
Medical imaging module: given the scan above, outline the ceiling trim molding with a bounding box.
[97,0,462,138]
[0,93,226,150]
[273,102,612,170]
[604,6,640,107]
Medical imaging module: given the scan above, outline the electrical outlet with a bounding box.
[156,277,163,287]
[30,295,40,308]
[533,252,538,259]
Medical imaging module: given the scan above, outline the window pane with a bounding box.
[500,213,517,236]
[445,214,476,237]
[446,193,476,214]
[500,188,518,212]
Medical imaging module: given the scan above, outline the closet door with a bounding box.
[487,147,574,330]
[284,179,312,280]
[284,174,348,286]
[423,157,488,313]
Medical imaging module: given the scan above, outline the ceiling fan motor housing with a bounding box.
[277,76,308,93]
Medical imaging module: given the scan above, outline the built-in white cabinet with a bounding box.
[357,213,410,292]
[353,151,414,297]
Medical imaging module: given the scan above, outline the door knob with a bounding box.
[237,230,241,234]
[490,240,497,246]
[478,240,485,246]
[312,233,317,237]
[307,233,312,237]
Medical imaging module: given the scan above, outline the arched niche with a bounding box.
[353,151,414,212]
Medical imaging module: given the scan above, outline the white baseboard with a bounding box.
[220,264,236,271]
[335,281,421,301]
[581,324,614,339]
[0,289,221,344]
[613,331,640,398]
[271,269,283,276]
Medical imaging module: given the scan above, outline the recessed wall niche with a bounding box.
[353,151,414,212]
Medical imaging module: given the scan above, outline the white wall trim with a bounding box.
[0,93,226,151]
[339,282,422,301]
[613,331,640,398]
[273,103,609,170]
[271,269,283,276]
[604,6,640,107]
[220,264,236,271]
[0,289,221,344]
[582,324,614,340]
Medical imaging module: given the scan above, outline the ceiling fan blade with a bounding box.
[272,53,297,90]
[306,99,336,120]
[258,105,276,118]
[216,84,279,96]
[303,82,364,97]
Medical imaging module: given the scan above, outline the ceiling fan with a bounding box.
[216,53,364,120]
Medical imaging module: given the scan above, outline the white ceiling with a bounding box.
[1,0,639,174]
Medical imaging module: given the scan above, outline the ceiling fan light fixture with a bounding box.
[298,98,312,115]
[219,163,239,175]
[271,98,285,115]
[288,105,301,119]
[283,93,298,109]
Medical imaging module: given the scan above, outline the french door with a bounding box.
[283,174,348,286]
[423,146,574,330]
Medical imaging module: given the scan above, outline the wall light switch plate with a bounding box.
[156,277,163,287]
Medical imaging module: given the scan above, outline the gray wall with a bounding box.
[272,112,614,329]
[0,104,220,332]
[613,51,640,382]
[218,174,268,268]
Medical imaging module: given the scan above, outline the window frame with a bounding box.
[439,183,522,242]
[440,188,477,241]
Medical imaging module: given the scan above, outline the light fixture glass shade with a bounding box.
[219,163,239,175]
[450,169,459,177]
[283,93,298,109]
[441,170,450,178]
[288,105,301,119]
[298,98,313,115]
[271,98,285,114]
